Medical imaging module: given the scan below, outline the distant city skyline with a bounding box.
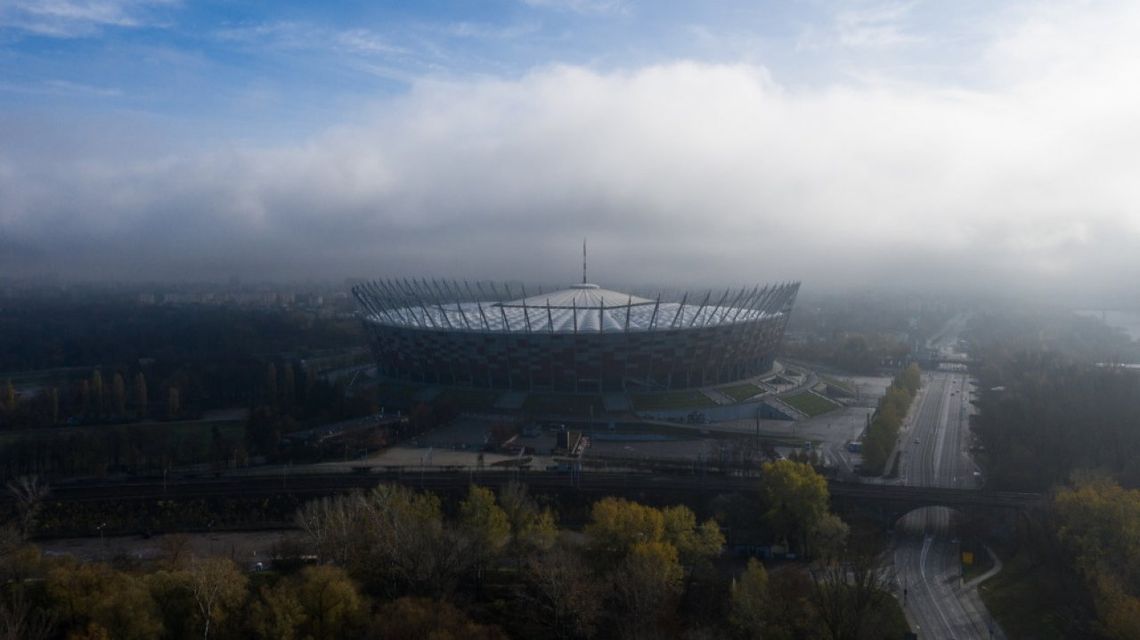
[2,1,1139,298]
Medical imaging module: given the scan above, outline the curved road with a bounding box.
[894,368,1003,639]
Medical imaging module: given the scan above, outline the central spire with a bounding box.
[582,237,587,285]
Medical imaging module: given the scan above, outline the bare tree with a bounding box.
[807,544,896,640]
[188,557,247,640]
[6,476,48,541]
[0,587,54,640]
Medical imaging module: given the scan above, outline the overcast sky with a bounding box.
[2,1,1139,298]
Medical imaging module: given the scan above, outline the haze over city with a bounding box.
[1,1,1138,298]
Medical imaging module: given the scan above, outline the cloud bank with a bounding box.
[2,2,1140,296]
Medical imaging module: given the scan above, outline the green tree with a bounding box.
[249,580,306,640]
[661,505,724,566]
[585,497,665,564]
[46,560,163,640]
[459,485,510,584]
[145,570,196,640]
[292,565,366,639]
[762,459,830,556]
[460,485,510,551]
[612,541,684,639]
[499,482,558,564]
[730,558,771,639]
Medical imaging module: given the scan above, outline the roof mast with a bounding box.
[582,237,587,285]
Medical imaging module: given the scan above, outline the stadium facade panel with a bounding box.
[353,280,799,393]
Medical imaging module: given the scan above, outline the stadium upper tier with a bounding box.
[353,280,798,334]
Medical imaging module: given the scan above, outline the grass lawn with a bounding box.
[522,393,606,418]
[820,374,857,394]
[631,390,718,411]
[962,546,995,583]
[781,392,840,416]
[717,383,764,403]
[977,551,1067,640]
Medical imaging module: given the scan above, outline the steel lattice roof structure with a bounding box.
[353,278,799,393]
[352,280,798,335]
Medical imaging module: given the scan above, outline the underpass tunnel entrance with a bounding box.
[892,505,970,539]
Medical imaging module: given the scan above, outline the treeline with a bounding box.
[969,308,1140,491]
[990,474,1140,639]
[0,299,363,428]
[972,353,1140,491]
[0,361,388,477]
[783,332,911,374]
[783,291,957,374]
[860,364,921,475]
[0,462,908,639]
[965,308,1140,636]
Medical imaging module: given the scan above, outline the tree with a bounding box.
[3,379,15,413]
[761,459,830,556]
[0,585,54,640]
[167,387,180,420]
[145,570,196,640]
[585,497,665,564]
[808,544,896,640]
[134,373,148,420]
[6,475,48,541]
[369,597,508,640]
[524,544,603,640]
[249,580,306,640]
[730,558,771,639]
[79,379,90,418]
[187,557,247,640]
[661,505,724,567]
[291,565,366,639]
[499,482,558,564]
[91,370,104,417]
[808,513,850,561]
[459,485,510,584]
[612,541,684,639]
[45,560,163,640]
[297,485,474,597]
[111,373,126,417]
[1053,474,1140,637]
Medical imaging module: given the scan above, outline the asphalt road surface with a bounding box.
[893,369,1004,639]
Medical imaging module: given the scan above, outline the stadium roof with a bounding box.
[504,283,653,309]
[354,279,800,335]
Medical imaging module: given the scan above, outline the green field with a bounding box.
[820,375,856,394]
[632,390,719,411]
[781,392,840,416]
[716,383,764,403]
[978,552,1066,640]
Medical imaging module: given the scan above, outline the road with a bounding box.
[893,368,1004,639]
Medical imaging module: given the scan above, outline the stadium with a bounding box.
[352,274,799,395]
